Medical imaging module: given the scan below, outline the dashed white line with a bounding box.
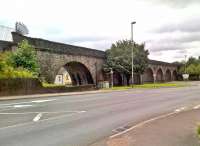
[31,99,56,103]
[0,110,87,115]
[13,105,33,108]
[0,110,87,130]
[174,107,186,113]
[33,113,43,122]
[193,104,200,109]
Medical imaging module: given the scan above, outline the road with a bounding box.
[0,83,200,146]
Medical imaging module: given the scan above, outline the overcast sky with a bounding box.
[0,0,200,62]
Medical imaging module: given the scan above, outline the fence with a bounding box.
[0,25,14,42]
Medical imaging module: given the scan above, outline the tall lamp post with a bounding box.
[131,21,136,87]
[110,68,113,88]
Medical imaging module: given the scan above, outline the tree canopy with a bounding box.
[179,56,200,79]
[103,40,149,75]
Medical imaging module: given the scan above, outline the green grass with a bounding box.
[105,82,189,90]
[42,82,65,88]
[197,125,200,137]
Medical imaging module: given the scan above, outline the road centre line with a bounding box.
[0,110,87,115]
[193,104,200,109]
[0,99,56,107]
[0,110,87,130]
[174,107,186,112]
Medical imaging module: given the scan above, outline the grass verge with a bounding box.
[197,125,200,138]
[42,82,65,88]
[105,82,189,90]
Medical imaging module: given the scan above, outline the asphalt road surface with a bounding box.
[0,83,200,146]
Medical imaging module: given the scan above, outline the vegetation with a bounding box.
[179,56,200,80]
[42,82,65,88]
[0,40,39,79]
[197,125,200,137]
[103,40,149,84]
[104,82,188,90]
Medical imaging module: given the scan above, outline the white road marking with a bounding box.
[110,106,188,139]
[193,104,200,109]
[0,110,87,115]
[110,112,176,139]
[33,113,42,122]
[174,107,186,113]
[0,110,87,130]
[0,99,56,107]
[31,99,56,103]
[13,105,33,108]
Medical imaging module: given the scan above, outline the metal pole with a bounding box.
[131,21,136,88]
[110,68,113,88]
[184,55,187,74]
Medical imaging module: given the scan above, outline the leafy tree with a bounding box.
[103,39,149,84]
[178,56,200,80]
[9,40,40,75]
[187,57,199,66]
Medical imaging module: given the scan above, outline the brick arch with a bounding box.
[56,61,94,85]
[156,68,164,82]
[143,67,154,83]
[165,69,172,81]
[37,51,104,84]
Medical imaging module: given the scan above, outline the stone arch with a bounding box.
[156,68,164,82]
[165,69,172,82]
[172,70,178,81]
[55,61,94,86]
[143,68,154,83]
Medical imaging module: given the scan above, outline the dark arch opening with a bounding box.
[165,69,172,82]
[55,62,94,86]
[113,72,123,86]
[143,68,154,83]
[156,68,164,82]
[172,70,178,81]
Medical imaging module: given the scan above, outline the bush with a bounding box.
[0,40,39,79]
[197,125,200,137]
[9,40,40,75]
[0,66,35,79]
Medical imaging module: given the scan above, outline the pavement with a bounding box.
[0,82,200,146]
[91,107,200,146]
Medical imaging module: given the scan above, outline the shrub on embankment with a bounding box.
[0,40,39,79]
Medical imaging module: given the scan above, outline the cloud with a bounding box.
[148,0,200,8]
[155,17,200,33]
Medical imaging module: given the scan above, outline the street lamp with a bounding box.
[131,21,136,87]
[110,68,113,88]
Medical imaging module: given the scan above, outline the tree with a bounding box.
[9,40,40,76]
[103,39,149,84]
[178,56,200,80]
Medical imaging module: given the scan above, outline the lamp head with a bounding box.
[131,21,136,24]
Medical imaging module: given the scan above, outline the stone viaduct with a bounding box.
[1,32,179,86]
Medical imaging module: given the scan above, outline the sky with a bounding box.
[0,0,200,62]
